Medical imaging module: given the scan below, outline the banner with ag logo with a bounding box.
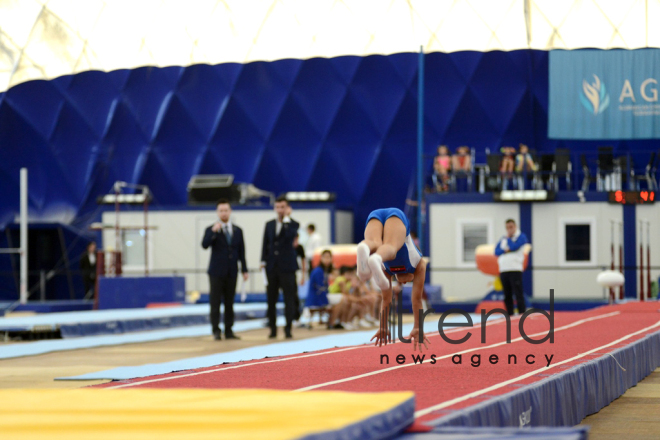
[549,49,660,139]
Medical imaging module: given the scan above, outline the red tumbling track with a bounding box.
[96,302,660,424]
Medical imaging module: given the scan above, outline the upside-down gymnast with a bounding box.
[357,207,430,352]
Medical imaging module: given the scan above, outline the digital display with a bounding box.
[608,190,656,205]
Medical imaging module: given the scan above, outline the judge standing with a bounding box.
[261,196,300,339]
[202,199,248,340]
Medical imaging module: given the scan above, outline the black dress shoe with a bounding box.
[225,333,240,340]
[213,332,222,341]
[285,332,293,339]
[268,331,277,339]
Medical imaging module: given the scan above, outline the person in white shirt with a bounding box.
[494,219,529,316]
[305,224,322,276]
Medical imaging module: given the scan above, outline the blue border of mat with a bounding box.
[300,395,415,440]
[398,426,589,440]
[425,330,660,428]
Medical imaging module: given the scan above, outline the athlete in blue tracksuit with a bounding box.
[356,207,429,352]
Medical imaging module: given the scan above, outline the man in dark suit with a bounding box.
[261,196,299,339]
[202,199,248,340]
[80,241,97,299]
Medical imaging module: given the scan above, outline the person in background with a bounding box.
[201,199,248,340]
[327,266,353,329]
[80,241,98,299]
[494,219,529,316]
[515,144,537,173]
[292,233,306,328]
[261,196,300,339]
[294,233,307,285]
[500,146,516,174]
[305,224,322,276]
[515,143,538,189]
[452,145,472,173]
[433,145,452,192]
[303,249,333,329]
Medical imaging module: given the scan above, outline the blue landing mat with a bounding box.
[0,317,285,360]
[57,316,477,381]
[398,426,589,440]
[0,303,272,337]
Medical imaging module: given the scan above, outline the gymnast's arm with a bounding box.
[371,273,393,347]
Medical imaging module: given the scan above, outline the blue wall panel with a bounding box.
[0,50,657,250]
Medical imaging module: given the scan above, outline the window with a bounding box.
[559,218,597,266]
[456,220,492,267]
[565,224,590,261]
[122,229,148,270]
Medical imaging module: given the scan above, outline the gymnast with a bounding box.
[357,207,430,352]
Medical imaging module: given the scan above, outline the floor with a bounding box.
[0,322,658,438]
[579,368,660,440]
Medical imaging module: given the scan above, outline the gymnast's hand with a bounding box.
[408,327,430,353]
[370,302,392,347]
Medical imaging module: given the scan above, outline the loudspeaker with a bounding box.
[187,175,241,205]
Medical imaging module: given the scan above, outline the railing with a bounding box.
[425,149,659,194]
[428,265,659,301]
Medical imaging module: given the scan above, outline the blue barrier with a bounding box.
[425,330,660,428]
[98,276,185,309]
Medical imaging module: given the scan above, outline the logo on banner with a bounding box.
[580,74,610,115]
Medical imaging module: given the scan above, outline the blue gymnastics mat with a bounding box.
[0,303,274,337]
[0,317,285,360]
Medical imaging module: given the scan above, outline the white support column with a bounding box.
[20,168,28,305]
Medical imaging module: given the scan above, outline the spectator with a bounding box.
[305,224,322,275]
[293,234,307,285]
[261,196,300,339]
[201,199,248,340]
[500,146,516,174]
[515,144,537,173]
[432,145,451,192]
[302,249,333,328]
[452,145,472,173]
[494,219,529,316]
[515,144,538,190]
[80,242,98,299]
[327,265,352,329]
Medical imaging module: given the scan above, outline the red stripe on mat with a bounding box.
[96,302,660,423]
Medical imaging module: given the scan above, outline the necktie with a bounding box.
[224,225,232,243]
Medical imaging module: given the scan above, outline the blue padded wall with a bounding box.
[0,50,658,244]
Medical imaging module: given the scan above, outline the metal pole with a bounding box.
[619,221,624,300]
[610,220,615,302]
[144,197,149,276]
[639,220,645,301]
[647,220,651,299]
[417,45,424,255]
[20,168,28,305]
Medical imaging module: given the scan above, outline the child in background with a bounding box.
[433,145,452,192]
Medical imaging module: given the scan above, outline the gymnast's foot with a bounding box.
[368,254,389,291]
[356,242,372,281]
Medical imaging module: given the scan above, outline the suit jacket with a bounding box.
[79,253,97,282]
[261,218,299,273]
[202,224,248,278]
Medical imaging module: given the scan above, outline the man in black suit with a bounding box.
[202,199,248,340]
[261,196,299,339]
[80,241,97,299]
